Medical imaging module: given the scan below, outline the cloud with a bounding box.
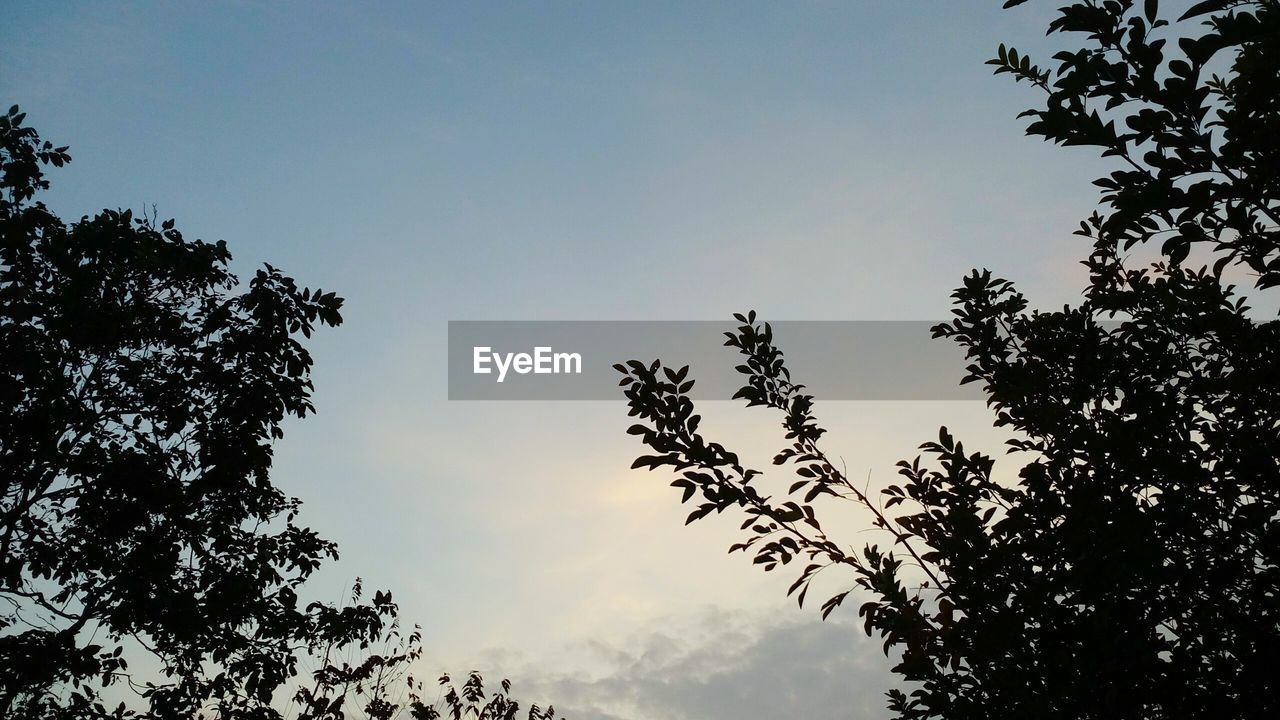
[512,607,894,720]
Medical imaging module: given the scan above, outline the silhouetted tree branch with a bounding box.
[618,2,1279,718]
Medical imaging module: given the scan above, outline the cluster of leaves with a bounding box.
[0,106,557,720]
[619,2,1278,718]
[415,672,556,720]
[288,581,414,720]
[993,0,1280,284]
[290,582,555,720]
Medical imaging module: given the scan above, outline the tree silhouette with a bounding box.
[288,581,557,720]
[618,2,1279,718]
[0,107,554,720]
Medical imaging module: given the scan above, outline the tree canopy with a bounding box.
[0,106,555,720]
[619,2,1279,718]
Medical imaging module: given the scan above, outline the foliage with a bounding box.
[412,672,557,720]
[0,106,554,720]
[291,582,557,720]
[1,101,350,717]
[618,2,1279,718]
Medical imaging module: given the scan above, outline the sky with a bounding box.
[3,2,1113,718]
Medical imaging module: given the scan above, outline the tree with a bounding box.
[617,2,1279,718]
[0,107,555,720]
[290,581,558,720]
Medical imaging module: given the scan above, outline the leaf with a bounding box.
[1161,235,1190,265]
[821,591,849,620]
[1178,0,1229,21]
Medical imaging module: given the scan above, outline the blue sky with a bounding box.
[4,3,1110,717]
